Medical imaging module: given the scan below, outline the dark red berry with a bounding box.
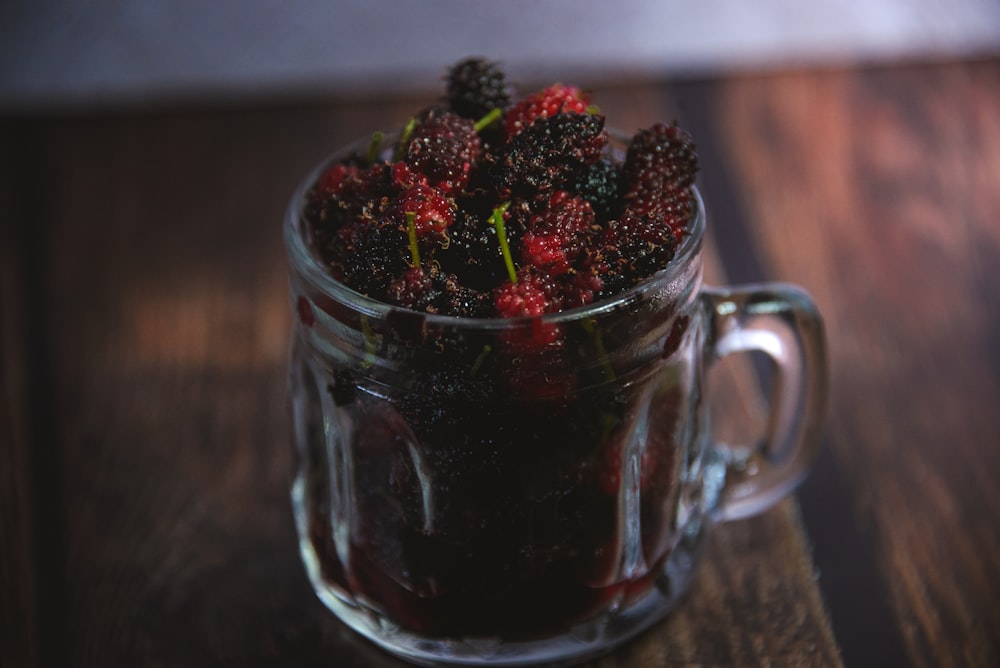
[494,272,563,352]
[591,211,679,298]
[446,58,511,120]
[329,215,409,298]
[317,163,360,198]
[438,196,519,291]
[429,269,492,318]
[405,110,481,194]
[386,264,491,318]
[392,161,426,189]
[494,275,550,319]
[622,122,698,193]
[570,160,621,222]
[528,191,595,237]
[504,84,590,139]
[521,232,571,276]
[394,184,455,236]
[354,161,400,211]
[621,122,698,241]
[496,113,607,197]
[520,191,594,276]
[386,266,434,310]
[563,269,605,308]
[296,296,315,327]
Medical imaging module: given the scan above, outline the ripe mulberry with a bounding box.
[404,110,481,194]
[621,122,698,242]
[393,184,455,237]
[520,191,594,276]
[446,57,511,120]
[570,160,621,222]
[591,212,679,298]
[495,113,607,198]
[504,84,591,139]
[622,122,698,193]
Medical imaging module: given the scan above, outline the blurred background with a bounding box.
[2,0,999,112]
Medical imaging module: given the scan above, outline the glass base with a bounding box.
[293,477,707,667]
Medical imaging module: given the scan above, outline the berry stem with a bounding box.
[470,344,493,377]
[490,202,517,284]
[599,411,618,446]
[395,117,418,160]
[582,317,615,382]
[405,211,421,267]
[360,316,380,368]
[366,130,385,164]
[474,107,502,133]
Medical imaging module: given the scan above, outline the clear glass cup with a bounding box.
[284,130,827,666]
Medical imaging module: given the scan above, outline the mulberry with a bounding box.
[404,110,481,194]
[496,113,607,198]
[446,57,511,120]
[504,84,591,139]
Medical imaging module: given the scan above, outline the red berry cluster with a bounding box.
[304,58,699,323]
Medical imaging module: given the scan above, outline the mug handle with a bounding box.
[701,283,828,522]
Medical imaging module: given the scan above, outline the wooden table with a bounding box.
[2,58,999,667]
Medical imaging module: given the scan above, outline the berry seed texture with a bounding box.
[304,57,699,320]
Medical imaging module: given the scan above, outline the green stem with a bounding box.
[361,316,379,369]
[366,130,385,164]
[470,344,493,378]
[406,211,421,267]
[490,202,517,284]
[474,107,502,132]
[395,117,418,160]
[582,317,615,382]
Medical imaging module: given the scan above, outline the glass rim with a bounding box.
[284,127,705,330]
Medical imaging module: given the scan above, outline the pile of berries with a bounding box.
[305,57,698,320]
[298,60,700,635]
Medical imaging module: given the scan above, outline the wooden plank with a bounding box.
[22,86,839,666]
[673,76,912,666]
[22,100,432,666]
[599,500,840,667]
[0,124,40,668]
[713,60,1000,668]
[23,104,380,664]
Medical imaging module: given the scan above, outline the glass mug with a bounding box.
[284,129,827,666]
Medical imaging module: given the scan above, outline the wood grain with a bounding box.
[1,125,40,668]
[22,104,410,665]
[0,75,856,668]
[713,59,1000,668]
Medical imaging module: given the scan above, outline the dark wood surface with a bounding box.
[3,58,999,667]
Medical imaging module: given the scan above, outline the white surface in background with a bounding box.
[1,0,998,110]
